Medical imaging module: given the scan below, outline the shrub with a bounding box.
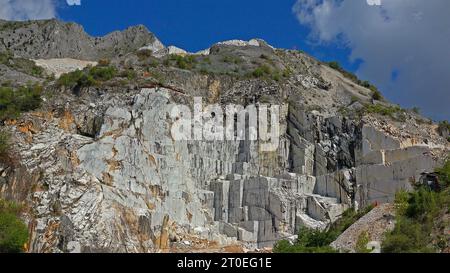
[0,130,10,157]
[166,54,197,70]
[371,89,383,101]
[282,68,293,78]
[15,84,43,112]
[382,163,450,253]
[0,52,12,64]
[88,65,117,81]
[119,69,137,80]
[0,52,43,77]
[0,199,29,253]
[438,121,450,133]
[328,61,341,70]
[274,206,374,253]
[355,231,371,253]
[363,104,405,120]
[57,65,117,88]
[436,158,450,187]
[222,55,243,64]
[0,84,42,121]
[272,71,281,82]
[273,227,338,253]
[382,217,433,253]
[252,65,272,78]
[57,69,89,88]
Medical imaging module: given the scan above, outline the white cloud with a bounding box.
[293,0,450,120]
[0,0,56,21]
[0,0,82,21]
[66,0,81,6]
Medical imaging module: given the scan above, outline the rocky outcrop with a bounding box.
[0,20,448,253]
[331,204,396,253]
[0,19,161,61]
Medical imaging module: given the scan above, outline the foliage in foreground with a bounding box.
[0,199,29,253]
[0,130,11,157]
[382,158,450,253]
[274,206,374,253]
[0,84,42,121]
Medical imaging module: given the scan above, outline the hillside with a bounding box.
[0,19,448,253]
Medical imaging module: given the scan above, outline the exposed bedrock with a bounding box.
[1,87,444,252]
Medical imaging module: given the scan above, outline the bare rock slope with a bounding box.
[0,20,448,253]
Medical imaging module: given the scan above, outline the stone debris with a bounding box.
[331,204,396,253]
[33,58,98,78]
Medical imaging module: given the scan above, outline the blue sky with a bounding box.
[1,0,448,120]
[58,0,356,69]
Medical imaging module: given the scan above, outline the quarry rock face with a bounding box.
[0,20,448,252]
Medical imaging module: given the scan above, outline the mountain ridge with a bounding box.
[0,19,448,253]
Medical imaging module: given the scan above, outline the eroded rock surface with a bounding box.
[0,20,448,253]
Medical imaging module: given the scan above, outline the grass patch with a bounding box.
[249,65,291,82]
[0,199,29,253]
[362,104,406,121]
[274,205,374,253]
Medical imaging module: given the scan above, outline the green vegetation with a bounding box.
[274,206,374,253]
[57,65,117,88]
[119,69,137,80]
[355,231,372,253]
[362,104,406,121]
[327,61,383,100]
[436,159,450,187]
[0,21,30,32]
[437,121,450,142]
[438,120,450,132]
[250,65,291,82]
[165,54,197,70]
[252,64,272,78]
[382,158,450,253]
[0,199,29,253]
[0,51,43,77]
[57,69,94,88]
[0,84,42,121]
[0,130,10,158]
[221,55,243,65]
[371,89,383,101]
[273,227,338,253]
